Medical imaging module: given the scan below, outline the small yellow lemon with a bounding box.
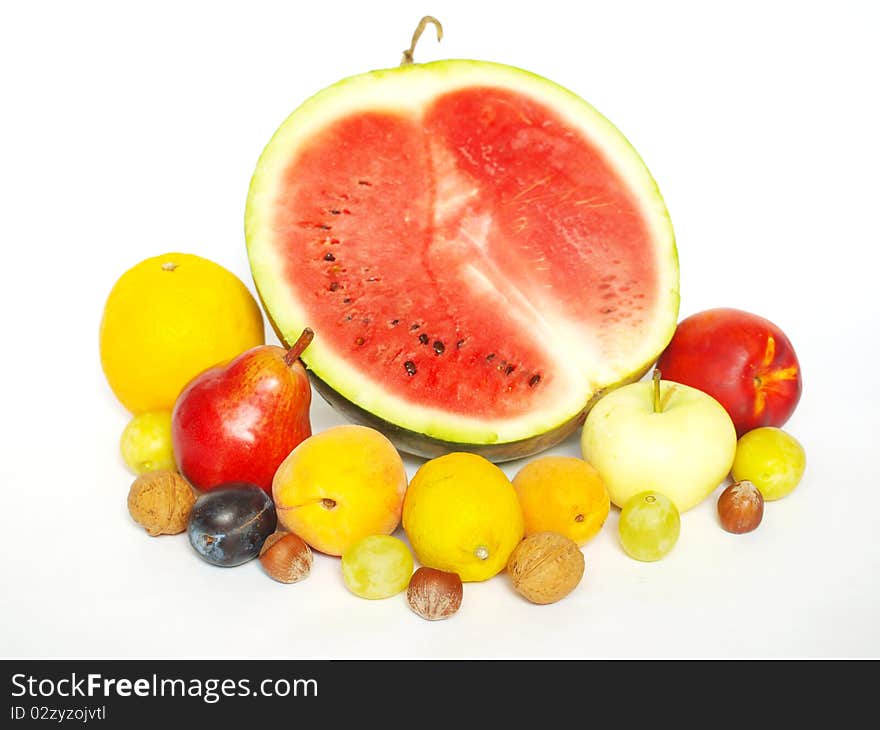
[99,253,264,413]
[513,456,610,546]
[403,452,524,582]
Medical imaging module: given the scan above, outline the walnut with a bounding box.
[507,532,585,604]
[127,471,195,536]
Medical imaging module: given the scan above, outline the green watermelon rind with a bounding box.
[245,59,679,450]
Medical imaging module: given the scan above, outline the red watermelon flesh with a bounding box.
[246,61,678,459]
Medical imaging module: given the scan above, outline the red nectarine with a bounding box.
[656,308,801,436]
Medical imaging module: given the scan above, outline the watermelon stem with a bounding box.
[401,16,443,65]
[652,368,662,413]
[284,328,315,367]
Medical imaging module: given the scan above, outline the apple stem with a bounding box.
[284,328,315,367]
[652,368,662,413]
[400,16,443,65]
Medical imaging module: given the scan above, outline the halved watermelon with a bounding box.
[246,60,678,461]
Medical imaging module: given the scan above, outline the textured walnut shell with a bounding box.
[407,567,463,620]
[259,532,313,583]
[507,532,585,605]
[127,471,195,536]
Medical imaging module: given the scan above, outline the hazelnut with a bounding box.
[259,532,313,583]
[407,567,463,621]
[507,532,584,605]
[127,471,195,536]
[718,480,764,534]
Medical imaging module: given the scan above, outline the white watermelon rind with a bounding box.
[246,59,679,448]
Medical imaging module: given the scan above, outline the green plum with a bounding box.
[120,411,175,474]
[732,427,805,500]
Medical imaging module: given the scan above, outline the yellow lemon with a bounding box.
[99,253,264,413]
[403,452,524,582]
[513,456,610,546]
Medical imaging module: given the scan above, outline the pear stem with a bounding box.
[652,368,662,413]
[284,328,315,367]
[401,16,443,65]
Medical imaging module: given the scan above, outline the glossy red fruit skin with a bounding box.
[656,308,801,436]
[172,346,311,493]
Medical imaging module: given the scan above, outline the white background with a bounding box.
[1,0,878,659]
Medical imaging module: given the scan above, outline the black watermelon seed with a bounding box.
[324,252,336,262]
[404,361,417,376]
[330,208,341,215]
[486,353,496,361]
[433,341,445,355]
[329,282,340,292]
[410,323,421,331]
[343,297,352,304]
[418,333,429,345]
[505,364,515,375]
[391,319,400,326]
[529,374,541,387]
[456,339,466,349]
[358,180,371,186]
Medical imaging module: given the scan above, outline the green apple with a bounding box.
[581,371,737,512]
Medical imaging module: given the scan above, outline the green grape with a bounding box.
[618,491,680,561]
[120,411,176,474]
[342,535,414,599]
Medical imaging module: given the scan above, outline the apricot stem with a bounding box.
[652,369,662,413]
[284,328,315,367]
[400,16,443,65]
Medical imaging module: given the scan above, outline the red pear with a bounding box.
[172,329,314,493]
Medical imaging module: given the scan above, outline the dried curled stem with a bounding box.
[401,16,443,65]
